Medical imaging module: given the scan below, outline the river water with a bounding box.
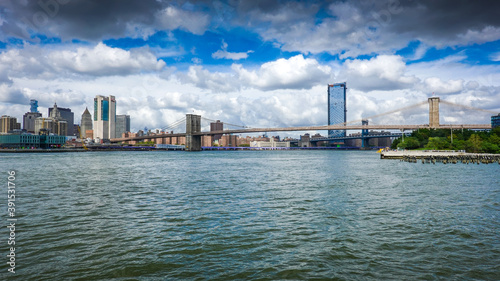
[1,150,499,280]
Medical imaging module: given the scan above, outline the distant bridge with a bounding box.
[111,97,495,151]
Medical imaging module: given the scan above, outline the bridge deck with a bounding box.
[111,124,491,142]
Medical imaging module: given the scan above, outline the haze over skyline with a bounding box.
[0,0,499,133]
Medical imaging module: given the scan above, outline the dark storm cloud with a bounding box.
[1,0,499,53]
[1,0,162,40]
[386,0,500,41]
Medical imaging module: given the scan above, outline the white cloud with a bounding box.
[422,77,464,95]
[49,43,165,76]
[212,40,253,60]
[179,55,333,92]
[490,52,500,62]
[179,65,237,93]
[340,55,419,91]
[0,43,166,80]
[233,55,332,91]
[455,26,500,46]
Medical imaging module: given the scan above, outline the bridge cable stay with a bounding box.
[200,117,250,129]
[161,117,186,132]
[333,101,428,127]
[440,100,498,114]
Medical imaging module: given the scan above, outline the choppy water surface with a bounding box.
[1,150,499,280]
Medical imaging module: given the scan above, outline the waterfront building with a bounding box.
[201,135,212,147]
[328,82,347,138]
[0,133,66,148]
[49,105,74,136]
[93,95,116,140]
[250,137,290,148]
[34,103,68,136]
[219,134,238,147]
[492,114,500,128]
[1,115,21,133]
[115,114,130,138]
[80,107,93,138]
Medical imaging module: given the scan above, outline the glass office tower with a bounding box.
[328,82,347,138]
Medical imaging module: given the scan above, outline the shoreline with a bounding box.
[0,146,371,153]
[381,150,500,164]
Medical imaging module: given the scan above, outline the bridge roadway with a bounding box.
[110,124,491,143]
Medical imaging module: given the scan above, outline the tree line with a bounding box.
[391,127,500,153]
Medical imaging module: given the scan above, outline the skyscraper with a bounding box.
[49,105,74,135]
[0,115,21,133]
[115,114,130,138]
[23,99,42,133]
[80,107,93,138]
[93,95,116,140]
[327,82,347,138]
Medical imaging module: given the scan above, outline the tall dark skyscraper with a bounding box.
[115,114,130,138]
[328,82,347,138]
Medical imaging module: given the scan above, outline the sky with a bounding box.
[0,0,499,134]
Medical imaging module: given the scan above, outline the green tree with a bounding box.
[425,137,450,150]
[467,134,482,153]
[391,138,401,149]
[397,137,420,149]
[481,141,499,153]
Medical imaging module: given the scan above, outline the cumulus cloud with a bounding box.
[178,65,237,93]
[179,55,332,92]
[340,55,419,91]
[49,43,165,75]
[0,43,165,79]
[422,77,464,95]
[233,55,332,91]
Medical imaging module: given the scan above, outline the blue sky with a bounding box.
[0,0,499,133]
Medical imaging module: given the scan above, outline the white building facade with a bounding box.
[93,95,116,140]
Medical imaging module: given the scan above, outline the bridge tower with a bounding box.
[186,114,202,151]
[361,119,369,148]
[428,97,440,129]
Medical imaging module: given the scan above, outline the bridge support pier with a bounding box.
[186,114,202,151]
[428,97,440,129]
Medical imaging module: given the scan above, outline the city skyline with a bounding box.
[0,1,499,134]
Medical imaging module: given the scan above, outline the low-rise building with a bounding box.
[0,133,66,149]
[251,137,290,148]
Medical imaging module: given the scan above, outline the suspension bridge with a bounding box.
[110,97,496,151]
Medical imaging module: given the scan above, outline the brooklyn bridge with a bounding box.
[110,97,495,151]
